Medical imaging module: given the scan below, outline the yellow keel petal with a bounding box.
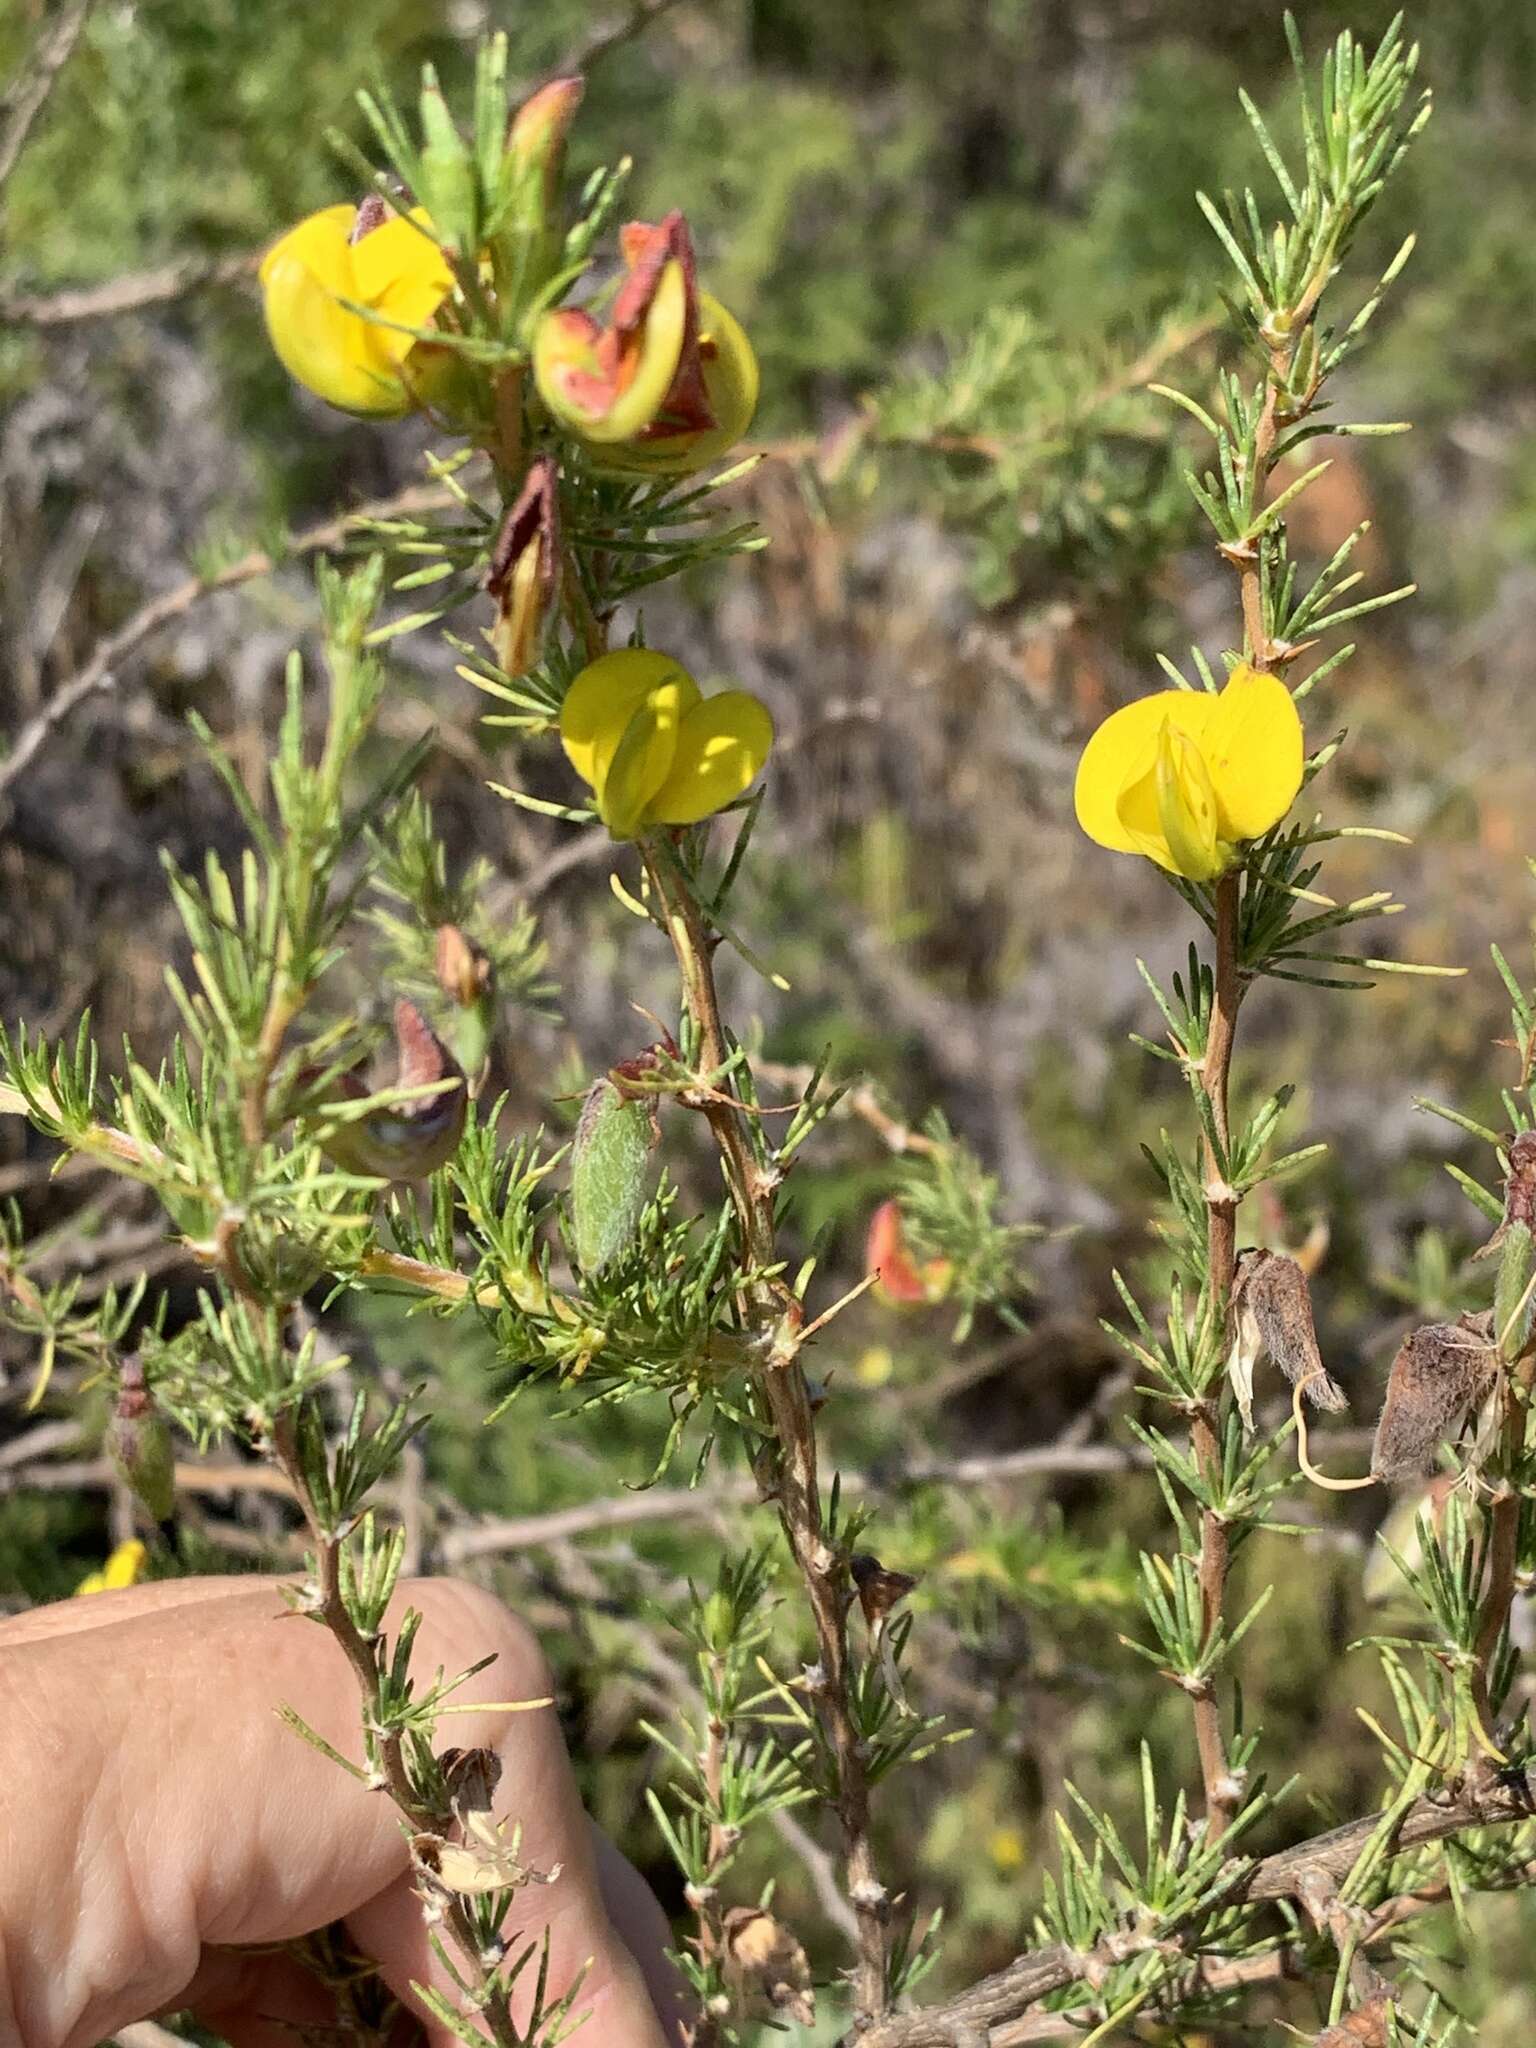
[647,690,774,823]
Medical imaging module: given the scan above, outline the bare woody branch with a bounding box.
[0,250,258,327]
[0,0,95,196]
[0,480,459,804]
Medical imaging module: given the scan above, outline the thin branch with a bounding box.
[553,0,690,78]
[987,1883,1450,2044]
[0,250,257,327]
[0,1452,304,1502]
[0,480,459,804]
[0,0,95,196]
[753,1057,940,1158]
[438,1444,1157,1562]
[1190,869,1244,1834]
[643,839,892,2023]
[770,1809,861,1946]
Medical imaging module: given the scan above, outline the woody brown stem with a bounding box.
[1187,317,1294,1830]
[644,841,890,2025]
[268,1415,523,2045]
[684,1658,732,2048]
[1191,869,1245,1834]
[1470,1352,1536,1756]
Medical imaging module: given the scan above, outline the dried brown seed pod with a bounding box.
[1370,1311,1499,1481]
[850,1552,919,1633]
[722,1905,815,2026]
[1232,1248,1347,1411]
[440,1744,503,1823]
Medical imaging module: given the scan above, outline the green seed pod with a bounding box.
[1495,1219,1536,1361]
[571,1078,658,1276]
[105,1361,175,1523]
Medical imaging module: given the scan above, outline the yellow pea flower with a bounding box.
[260,201,455,417]
[73,1537,147,1597]
[559,649,773,839]
[1073,663,1304,881]
[533,212,758,473]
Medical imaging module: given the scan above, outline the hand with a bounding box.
[0,1574,687,2048]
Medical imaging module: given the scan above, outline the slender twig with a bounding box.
[643,840,891,2023]
[0,481,460,804]
[1470,1349,1536,1755]
[984,1881,1458,2044]
[0,250,258,327]
[439,1446,1156,1560]
[1184,308,1290,1831]
[753,1057,940,1158]
[0,0,95,196]
[4,1429,1380,1526]
[1189,869,1244,1834]
[551,0,690,79]
[267,1416,527,2045]
[683,1647,732,2048]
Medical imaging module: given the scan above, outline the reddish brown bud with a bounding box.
[1507,1130,1536,1224]
[1371,1311,1499,1481]
[532,210,722,450]
[614,213,715,438]
[435,923,493,1008]
[867,1199,927,1305]
[349,192,392,243]
[440,1744,503,1825]
[486,455,561,679]
[507,76,584,199]
[850,1551,919,1633]
[104,1357,175,1522]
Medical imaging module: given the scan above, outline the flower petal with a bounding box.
[76,1537,148,1596]
[647,689,773,824]
[560,650,700,794]
[1202,663,1305,843]
[261,209,411,416]
[1114,717,1225,879]
[259,205,357,291]
[351,209,454,367]
[1073,689,1216,853]
[600,678,692,837]
[596,294,760,476]
[534,259,690,443]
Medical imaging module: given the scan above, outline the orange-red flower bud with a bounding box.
[866,1198,928,1305]
[507,76,584,207]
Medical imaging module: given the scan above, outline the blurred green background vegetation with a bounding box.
[6,0,1536,2039]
